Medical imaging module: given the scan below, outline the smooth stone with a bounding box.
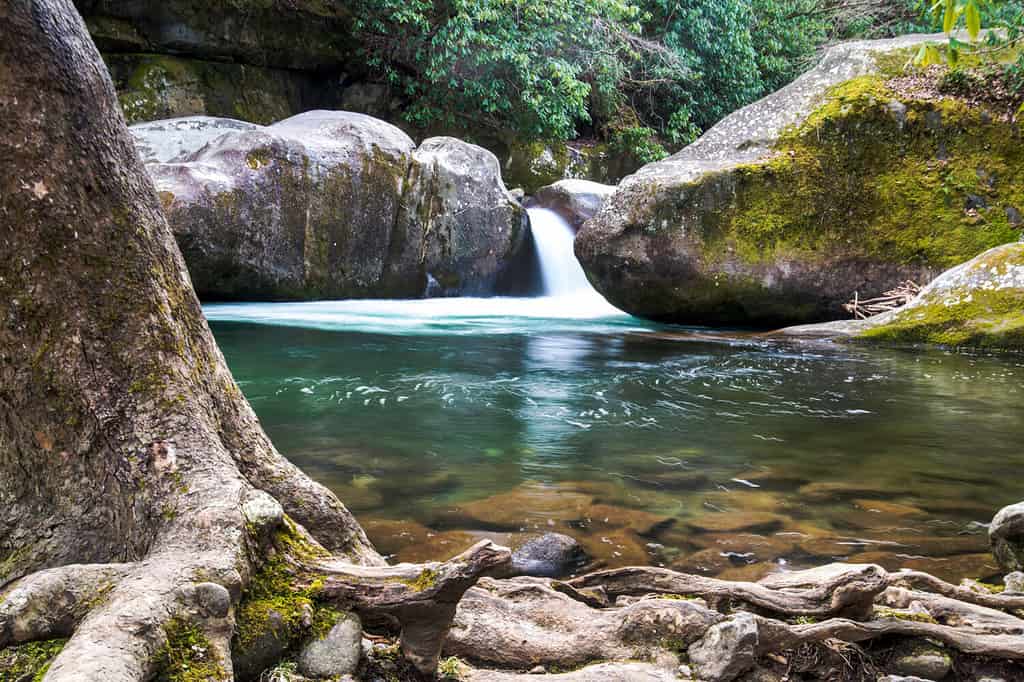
[583,503,676,536]
[445,483,594,530]
[688,532,797,559]
[890,642,952,680]
[577,528,652,567]
[852,499,925,516]
[532,179,615,229]
[847,551,1000,583]
[797,481,906,501]
[1004,571,1024,594]
[297,611,362,678]
[688,612,759,682]
[511,532,588,578]
[990,501,1024,571]
[686,512,786,534]
[194,582,231,619]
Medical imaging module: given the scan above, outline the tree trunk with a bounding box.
[0,2,509,679]
[4,3,1024,682]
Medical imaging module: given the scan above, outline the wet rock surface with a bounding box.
[133,112,527,300]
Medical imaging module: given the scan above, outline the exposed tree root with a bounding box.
[565,562,887,618]
[309,540,511,674]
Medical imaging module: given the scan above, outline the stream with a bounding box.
[205,208,1024,582]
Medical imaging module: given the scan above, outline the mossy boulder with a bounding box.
[784,242,1024,349]
[577,33,1024,326]
[133,111,527,300]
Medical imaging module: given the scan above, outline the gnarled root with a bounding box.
[566,562,887,619]
[308,540,512,674]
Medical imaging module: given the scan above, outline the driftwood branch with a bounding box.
[845,280,921,318]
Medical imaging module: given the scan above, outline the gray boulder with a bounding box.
[991,502,1024,572]
[577,33,1023,326]
[510,532,588,578]
[297,611,362,678]
[688,612,759,682]
[135,112,527,300]
[533,179,616,230]
[889,641,952,680]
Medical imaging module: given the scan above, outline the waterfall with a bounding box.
[528,208,596,297]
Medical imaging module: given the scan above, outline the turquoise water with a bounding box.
[207,299,1024,581]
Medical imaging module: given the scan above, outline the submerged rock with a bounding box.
[577,34,1024,326]
[533,179,616,230]
[784,242,1024,349]
[134,112,527,300]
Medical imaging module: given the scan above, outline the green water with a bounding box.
[207,300,1024,582]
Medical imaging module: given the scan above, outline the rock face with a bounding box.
[533,180,616,231]
[75,0,354,124]
[784,242,1024,349]
[577,34,1024,326]
[135,112,528,300]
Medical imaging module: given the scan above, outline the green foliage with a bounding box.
[0,639,66,682]
[351,0,641,140]
[348,0,838,157]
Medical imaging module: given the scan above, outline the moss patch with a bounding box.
[714,73,1023,271]
[858,287,1024,348]
[154,618,228,682]
[233,518,335,654]
[0,639,67,682]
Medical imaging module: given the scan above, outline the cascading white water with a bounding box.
[205,206,627,333]
[528,207,593,296]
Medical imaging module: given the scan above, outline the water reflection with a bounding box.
[208,315,1024,582]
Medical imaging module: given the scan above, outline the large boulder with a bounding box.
[577,34,1024,326]
[136,111,527,300]
[783,241,1024,349]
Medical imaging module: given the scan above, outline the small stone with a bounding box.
[688,612,759,682]
[1004,571,1024,594]
[990,502,1024,571]
[511,532,588,578]
[297,611,362,678]
[890,641,952,680]
[240,489,284,533]
[529,665,547,674]
[194,582,231,618]
[686,512,785,534]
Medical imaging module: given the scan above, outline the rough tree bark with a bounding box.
[0,1,510,679]
[4,2,1024,682]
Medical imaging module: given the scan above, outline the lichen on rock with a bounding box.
[132,112,527,301]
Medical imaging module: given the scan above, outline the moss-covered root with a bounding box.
[0,563,132,649]
[153,617,230,682]
[304,540,512,675]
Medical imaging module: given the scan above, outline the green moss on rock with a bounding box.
[154,618,228,682]
[719,74,1022,271]
[0,639,67,682]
